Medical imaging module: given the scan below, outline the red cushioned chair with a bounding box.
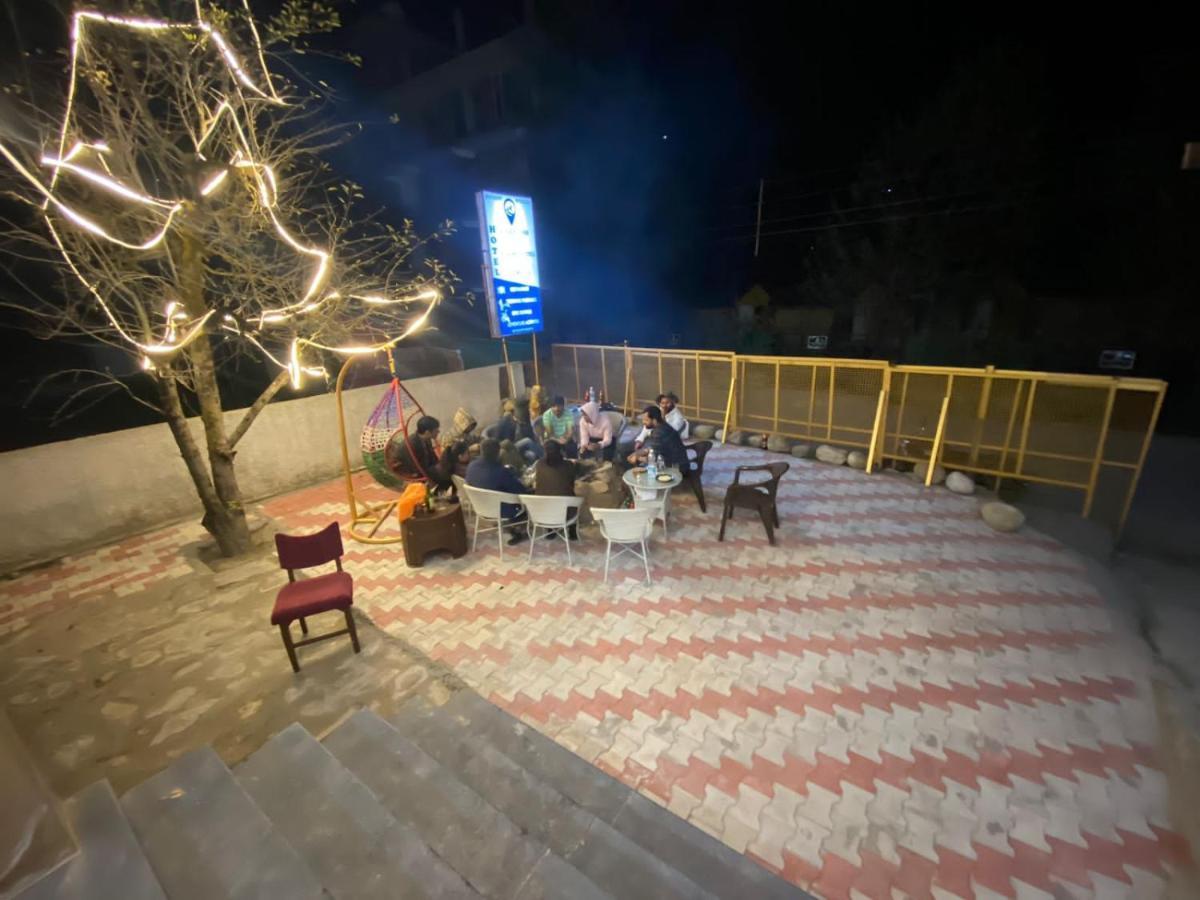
[272,523,361,673]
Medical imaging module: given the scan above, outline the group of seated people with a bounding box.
[385,389,696,547]
[463,437,579,546]
[491,393,623,463]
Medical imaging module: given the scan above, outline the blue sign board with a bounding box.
[476,190,543,338]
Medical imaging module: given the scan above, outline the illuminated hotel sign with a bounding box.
[476,190,543,338]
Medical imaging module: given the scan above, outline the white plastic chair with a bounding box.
[462,485,524,558]
[592,507,656,585]
[633,494,668,540]
[519,494,583,564]
[451,474,473,526]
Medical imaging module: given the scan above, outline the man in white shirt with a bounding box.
[634,392,689,447]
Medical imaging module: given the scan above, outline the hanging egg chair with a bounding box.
[335,349,430,544]
[360,377,428,491]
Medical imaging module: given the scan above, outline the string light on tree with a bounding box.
[0,3,444,389]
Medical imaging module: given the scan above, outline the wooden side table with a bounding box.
[400,501,468,567]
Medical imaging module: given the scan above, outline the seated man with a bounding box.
[533,441,579,540]
[465,438,528,545]
[540,395,578,458]
[661,392,690,440]
[386,415,453,491]
[627,405,692,474]
[578,400,614,460]
[633,392,690,447]
[495,398,543,462]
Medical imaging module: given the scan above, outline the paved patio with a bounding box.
[1,443,1195,898]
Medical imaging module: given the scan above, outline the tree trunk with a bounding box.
[176,226,252,556]
[155,376,248,557]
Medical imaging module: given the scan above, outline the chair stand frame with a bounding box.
[471,512,526,558]
[278,608,361,673]
[528,516,579,565]
[603,538,652,585]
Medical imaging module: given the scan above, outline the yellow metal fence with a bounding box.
[550,343,1167,535]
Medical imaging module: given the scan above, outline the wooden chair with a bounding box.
[717,461,790,545]
[682,440,714,512]
[271,523,360,673]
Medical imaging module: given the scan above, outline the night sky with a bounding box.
[1,1,1197,445]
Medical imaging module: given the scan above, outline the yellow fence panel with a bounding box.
[731,356,886,446]
[549,344,1166,536]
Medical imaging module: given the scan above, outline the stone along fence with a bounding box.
[0,364,510,572]
[551,344,1166,536]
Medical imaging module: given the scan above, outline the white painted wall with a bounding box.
[0,364,513,572]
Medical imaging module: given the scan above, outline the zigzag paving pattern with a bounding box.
[258,445,1192,899]
[0,445,1191,897]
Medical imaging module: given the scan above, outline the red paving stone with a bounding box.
[2,445,1192,898]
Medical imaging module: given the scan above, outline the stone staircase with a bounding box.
[14,691,810,899]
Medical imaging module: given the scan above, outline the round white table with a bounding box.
[622,466,682,495]
[622,467,682,537]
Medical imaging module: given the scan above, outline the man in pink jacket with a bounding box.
[578,401,615,460]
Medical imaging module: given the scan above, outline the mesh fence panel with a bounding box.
[1105,387,1158,465]
[830,365,885,445]
[779,363,818,434]
[552,346,1166,534]
[697,357,734,423]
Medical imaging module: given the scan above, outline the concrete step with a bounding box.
[321,709,608,900]
[16,780,165,900]
[431,692,811,900]
[236,722,481,899]
[120,746,326,900]
[393,698,715,900]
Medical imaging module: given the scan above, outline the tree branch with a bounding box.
[229,366,289,449]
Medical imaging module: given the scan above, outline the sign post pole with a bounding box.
[500,337,512,397]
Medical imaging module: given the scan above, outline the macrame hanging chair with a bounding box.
[360,366,429,491]
[336,350,436,545]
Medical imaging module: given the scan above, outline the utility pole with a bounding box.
[753,177,765,258]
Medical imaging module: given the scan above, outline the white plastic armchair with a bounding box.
[462,485,524,558]
[632,494,669,540]
[592,507,656,585]
[451,474,473,525]
[519,494,583,564]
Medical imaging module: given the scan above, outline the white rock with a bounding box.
[766,434,791,453]
[691,424,716,441]
[791,443,813,459]
[946,471,975,494]
[914,461,947,485]
[726,430,746,445]
[981,501,1024,532]
[815,444,848,466]
[846,450,868,470]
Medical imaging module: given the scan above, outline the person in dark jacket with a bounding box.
[387,415,455,490]
[533,441,579,540]
[534,441,578,497]
[494,397,542,462]
[626,406,691,473]
[465,438,528,544]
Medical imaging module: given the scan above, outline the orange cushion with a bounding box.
[271,571,353,625]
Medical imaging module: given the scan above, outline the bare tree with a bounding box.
[0,1,462,556]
